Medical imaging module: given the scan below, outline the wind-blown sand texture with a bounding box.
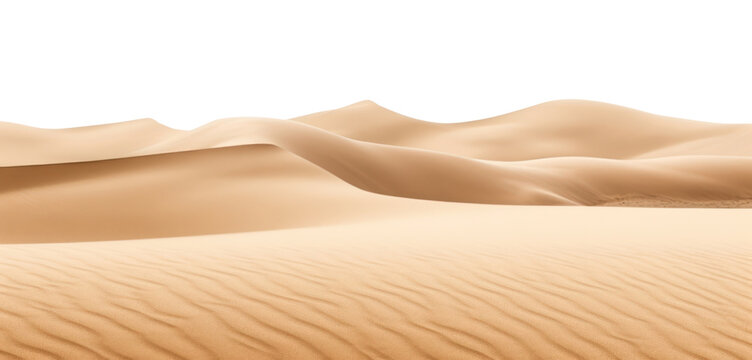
[1,100,751,359]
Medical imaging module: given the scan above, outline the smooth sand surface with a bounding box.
[1,100,751,359]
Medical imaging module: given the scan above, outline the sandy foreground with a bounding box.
[1,100,751,359]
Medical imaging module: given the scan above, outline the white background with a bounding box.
[1,0,750,129]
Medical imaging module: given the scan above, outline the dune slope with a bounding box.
[0,144,432,243]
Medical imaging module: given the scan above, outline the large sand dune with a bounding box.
[1,100,751,359]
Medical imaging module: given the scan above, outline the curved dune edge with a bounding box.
[1,207,751,359]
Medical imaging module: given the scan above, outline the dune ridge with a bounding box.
[2,100,752,359]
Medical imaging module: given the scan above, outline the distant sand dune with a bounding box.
[1,100,752,359]
[294,100,752,160]
[4,100,752,165]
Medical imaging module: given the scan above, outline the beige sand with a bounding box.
[1,100,751,359]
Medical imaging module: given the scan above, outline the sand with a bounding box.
[1,100,751,359]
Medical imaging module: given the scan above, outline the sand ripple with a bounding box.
[1,209,751,359]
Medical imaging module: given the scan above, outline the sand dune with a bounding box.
[0,145,426,243]
[4,100,752,166]
[3,103,752,209]
[2,100,752,359]
[295,100,752,160]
